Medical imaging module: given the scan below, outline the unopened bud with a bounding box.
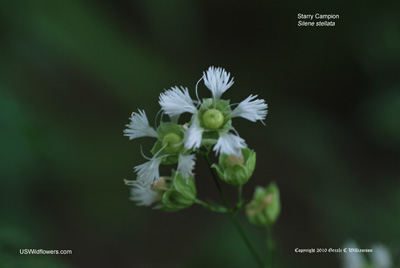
[202,109,224,130]
[246,183,281,227]
[154,171,197,212]
[225,153,244,166]
[162,133,183,154]
[213,148,256,186]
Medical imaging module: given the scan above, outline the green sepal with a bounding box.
[243,148,256,176]
[226,165,248,186]
[172,173,196,200]
[156,122,184,139]
[220,119,233,133]
[155,171,196,212]
[160,190,194,212]
[200,98,231,117]
[245,183,281,227]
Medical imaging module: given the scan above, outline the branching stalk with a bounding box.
[203,153,265,268]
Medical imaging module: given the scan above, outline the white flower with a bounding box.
[342,241,393,268]
[158,66,268,157]
[184,117,203,150]
[124,110,158,139]
[342,241,365,268]
[134,156,162,184]
[213,132,246,157]
[371,244,392,268]
[124,180,162,206]
[231,94,268,122]
[159,86,197,117]
[135,145,196,182]
[203,66,234,100]
[178,154,196,179]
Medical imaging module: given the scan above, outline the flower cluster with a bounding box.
[124,66,268,211]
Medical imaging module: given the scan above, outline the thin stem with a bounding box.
[234,185,244,214]
[194,199,227,213]
[266,226,274,268]
[233,188,244,214]
[228,213,265,268]
[238,185,243,203]
[204,154,231,208]
[203,153,265,268]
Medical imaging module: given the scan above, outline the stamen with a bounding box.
[195,77,202,107]
[154,108,163,129]
[140,146,152,160]
[154,143,168,158]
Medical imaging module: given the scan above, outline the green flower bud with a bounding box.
[155,172,196,212]
[213,148,256,186]
[246,183,281,227]
[151,122,184,165]
[196,99,232,150]
[162,133,183,154]
[202,109,224,130]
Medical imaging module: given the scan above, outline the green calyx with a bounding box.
[245,183,281,227]
[154,171,197,212]
[202,109,224,130]
[162,133,183,154]
[212,148,256,186]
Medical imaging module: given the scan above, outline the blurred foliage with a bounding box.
[1,0,399,267]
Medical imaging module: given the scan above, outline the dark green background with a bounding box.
[1,1,399,267]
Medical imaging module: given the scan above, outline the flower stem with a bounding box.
[234,185,244,214]
[238,185,243,202]
[194,199,227,213]
[204,154,265,268]
[266,226,274,268]
[204,154,230,206]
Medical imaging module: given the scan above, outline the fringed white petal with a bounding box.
[213,132,246,157]
[124,110,158,139]
[159,86,197,116]
[231,95,268,122]
[178,154,196,179]
[203,66,234,99]
[124,180,161,206]
[134,157,162,184]
[184,117,203,150]
[342,241,365,268]
[371,244,392,268]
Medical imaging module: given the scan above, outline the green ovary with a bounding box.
[202,109,224,130]
[162,133,183,154]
